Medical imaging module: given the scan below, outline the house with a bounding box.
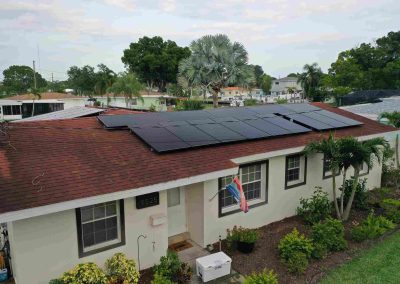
[2,92,88,119]
[220,87,250,101]
[0,103,398,284]
[0,100,23,121]
[270,77,302,97]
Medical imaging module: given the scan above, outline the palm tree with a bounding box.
[305,133,342,218]
[379,111,400,168]
[95,64,117,105]
[178,34,255,108]
[340,137,388,220]
[107,73,143,108]
[297,63,322,101]
[31,88,41,117]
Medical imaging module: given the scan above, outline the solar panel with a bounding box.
[286,113,332,130]
[98,103,363,153]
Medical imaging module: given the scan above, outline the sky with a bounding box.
[0,0,399,81]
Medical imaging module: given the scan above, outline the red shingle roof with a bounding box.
[0,104,395,214]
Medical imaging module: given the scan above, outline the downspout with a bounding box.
[137,234,147,271]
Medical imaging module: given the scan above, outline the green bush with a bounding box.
[60,263,107,284]
[49,280,64,284]
[367,187,394,207]
[243,269,278,284]
[175,99,204,111]
[351,212,395,242]
[244,99,259,106]
[311,217,347,252]
[105,253,139,284]
[296,188,332,224]
[227,226,259,245]
[311,242,328,260]
[286,251,309,275]
[153,250,192,284]
[151,273,174,284]
[341,178,369,210]
[381,198,400,223]
[278,228,313,274]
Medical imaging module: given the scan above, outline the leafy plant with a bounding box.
[311,217,347,252]
[244,99,259,106]
[49,280,64,284]
[311,242,328,260]
[243,269,278,284]
[278,228,313,274]
[60,263,107,284]
[296,188,332,224]
[105,253,139,284]
[381,198,400,223]
[151,273,174,284]
[153,250,192,284]
[340,178,369,210]
[351,212,395,242]
[227,226,259,244]
[175,99,204,111]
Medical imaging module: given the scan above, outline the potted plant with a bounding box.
[227,226,259,254]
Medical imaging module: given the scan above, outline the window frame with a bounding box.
[359,162,370,177]
[218,160,269,218]
[322,155,341,180]
[285,154,307,189]
[76,200,125,258]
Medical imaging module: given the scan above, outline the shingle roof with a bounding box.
[0,103,395,214]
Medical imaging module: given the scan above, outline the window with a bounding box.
[218,161,268,217]
[3,106,12,115]
[167,188,180,207]
[76,200,125,257]
[359,162,369,176]
[323,155,341,179]
[12,105,21,115]
[285,154,307,189]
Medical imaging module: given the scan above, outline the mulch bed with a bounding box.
[210,209,398,284]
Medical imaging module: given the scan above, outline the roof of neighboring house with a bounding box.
[272,77,299,82]
[0,100,23,106]
[0,103,396,215]
[5,92,84,100]
[14,107,105,122]
[102,108,145,115]
[341,97,400,120]
[222,87,246,91]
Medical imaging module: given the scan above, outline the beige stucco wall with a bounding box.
[9,193,168,284]
[201,152,382,247]
[186,183,204,246]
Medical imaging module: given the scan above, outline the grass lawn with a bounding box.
[320,230,400,284]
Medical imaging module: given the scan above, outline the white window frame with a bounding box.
[220,162,267,214]
[285,154,307,189]
[79,201,122,253]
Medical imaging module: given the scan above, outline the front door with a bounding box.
[167,187,187,237]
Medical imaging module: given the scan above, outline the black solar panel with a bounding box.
[98,103,363,152]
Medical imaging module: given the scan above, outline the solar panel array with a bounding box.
[98,104,362,153]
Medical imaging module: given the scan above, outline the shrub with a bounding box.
[278,228,313,274]
[175,99,204,111]
[311,217,347,252]
[296,188,331,224]
[60,263,107,284]
[243,269,278,284]
[351,212,395,242]
[340,178,369,210]
[381,198,400,223]
[49,280,64,284]
[227,226,259,244]
[367,187,394,207]
[153,250,192,284]
[311,242,328,260]
[105,253,139,284]
[244,99,259,107]
[151,273,174,284]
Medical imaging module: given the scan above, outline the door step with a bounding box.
[168,232,190,246]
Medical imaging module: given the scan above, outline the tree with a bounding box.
[107,73,143,108]
[121,36,191,92]
[67,65,97,96]
[30,88,42,117]
[178,34,255,108]
[250,65,265,88]
[297,63,323,101]
[48,80,69,93]
[287,73,298,78]
[2,65,46,95]
[380,111,400,168]
[94,64,116,97]
[260,74,273,94]
[340,137,387,220]
[305,133,342,219]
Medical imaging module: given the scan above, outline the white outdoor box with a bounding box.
[150,213,166,226]
[196,252,232,282]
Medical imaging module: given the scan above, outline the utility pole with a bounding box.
[32,60,37,89]
[51,73,54,83]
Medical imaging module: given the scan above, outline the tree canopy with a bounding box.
[178,34,255,107]
[297,63,323,101]
[107,73,143,107]
[328,31,400,90]
[67,65,97,96]
[121,36,191,92]
[2,65,47,95]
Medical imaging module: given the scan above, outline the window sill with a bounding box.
[219,199,267,218]
[285,180,306,190]
[79,239,126,258]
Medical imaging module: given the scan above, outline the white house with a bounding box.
[0,100,23,121]
[0,103,398,284]
[270,77,302,97]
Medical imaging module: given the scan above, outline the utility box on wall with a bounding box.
[150,213,166,226]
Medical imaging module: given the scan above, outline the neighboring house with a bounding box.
[13,106,105,122]
[95,91,175,111]
[270,77,302,96]
[0,103,398,284]
[220,87,250,101]
[2,92,88,119]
